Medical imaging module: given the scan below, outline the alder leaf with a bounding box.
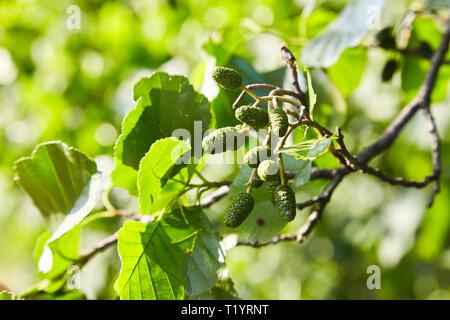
[14,141,103,279]
[426,0,450,9]
[138,137,191,216]
[0,291,22,300]
[14,141,97,224]
[191,278,239,300]
[301,0,386,67]
[184,212,225,296]
[112,72,210,196]
[115,206,223,299]
[279,136,334,161]
[304,66,317,119]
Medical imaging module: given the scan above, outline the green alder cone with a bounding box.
[212,66,243,90]
[267,182,279,205]
[202,126,244,154]
[252,171,264,189]
[381,59,398,82]
[244,146,272,168]
[274,184,297,221]
[257,159,281,184]
[269,107,288,137]
[375,26,396,50]
[224,192,255,228]
[235,105,269,129]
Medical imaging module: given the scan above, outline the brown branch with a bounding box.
[359,19,450,164]
[280,46,308,107]
[423,106,441,207]
[269,88,304,102]
[331,127,439,193]
[200,185,230,208]
[233,84,278,109]
[233,84,303,110]
[75,182,233,267]
[236,233,298,247]
[296,197,321,210]
[310,167,337,180]
[302,119,333,137]
[296,169,348,241]
[77,232,119,267]
[197,167,336,210]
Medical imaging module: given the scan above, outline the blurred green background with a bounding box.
[0,0,449,299]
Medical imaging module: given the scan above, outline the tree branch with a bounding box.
[359,18,450,164]
[77,232,119,267]
[200,185,230,208]
[236,233,297,247]
[280,46,308,107]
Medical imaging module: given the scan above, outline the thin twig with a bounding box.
[280,46,308,107]
[423,106,441,207]
[232,84,279,109]
[200,185,230,208]
[236,234,297,247]
[77,232,119,267]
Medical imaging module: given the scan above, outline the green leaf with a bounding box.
[111,158,139,196]
[415,185,450,260]
[116,72,210,170]
[184,212,224,296]
[301,0,386,67]
[304,8,338,40]
[191,278,239,300]
[203,39,232,67]
[401,56,450,103]
[210,91,240,130]
[112,72,211,195]
[0,291,22,300]
[327,48,367,96]
[45,290,86,300]
[21,265,80,298]
[190,60,208,91]
[401,19,450,103]
[33,230,80,279]
[13,141,97,223]
[280,136,333,161]
[34,172,101,276]
[304,66,317,119]
[115,206,222,300]
[307,136,334,158]
[282,154,312,190]
[115,219,194,300]
[308,68,347,128]
[138,137,190,215]
[410,17,444,50]
[426,0,450,9]
[22,289,86,300]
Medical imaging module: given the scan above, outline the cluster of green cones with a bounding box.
[206,66,297,228]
